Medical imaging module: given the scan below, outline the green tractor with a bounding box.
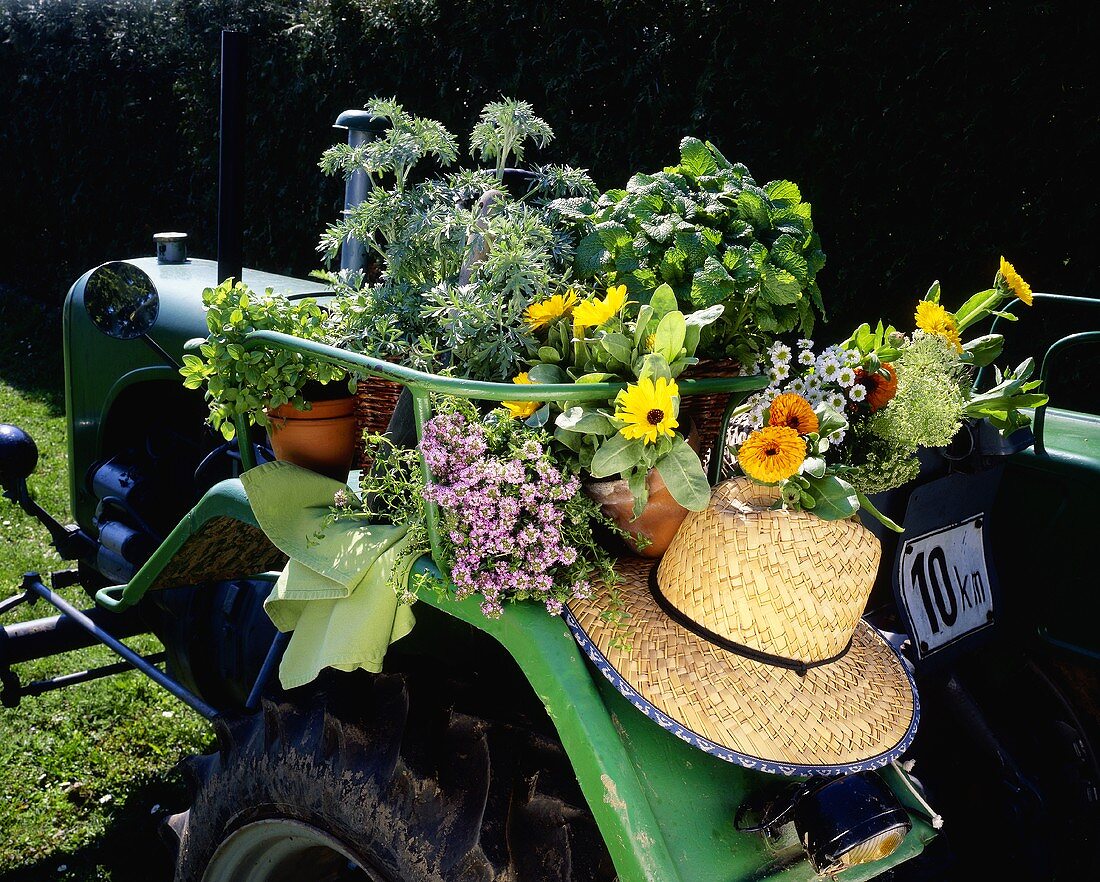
[3,37,1099,882]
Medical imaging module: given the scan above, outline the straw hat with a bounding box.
[566,478,918,776]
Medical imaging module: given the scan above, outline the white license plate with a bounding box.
[896,515,994,658]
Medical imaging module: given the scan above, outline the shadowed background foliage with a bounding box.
[0,0,1095,337]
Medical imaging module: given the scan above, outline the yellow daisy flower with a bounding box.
[573,284,628,332]
[502,372,539,420]
[999,256,1033,306]
[525,288,579,330]
[737,426,806,483]
[615,376,679,444]
[914,300,962,352]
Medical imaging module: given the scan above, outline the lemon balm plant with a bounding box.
[549,138,825,366]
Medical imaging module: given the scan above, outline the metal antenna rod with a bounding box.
[217,30,247,286]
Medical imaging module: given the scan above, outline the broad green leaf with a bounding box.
[760,265,801,305]
[736,191,769,228]
[705,140,734,170]
[690,257,736,308]
[816,406,849,439]
[600,332,634,366]
[537,345,561,362]
[638,353,672,384]
[654,311,687,362]
[924,280,941,303]
[658,246,688,284]
[634,304,655,348]
[596,220,633,250]
[684,324,701,359]
[802,456,827,478]
[528,363,567,384]
[802,475,859,520]
[769,234,809,286]
[549,197,596,221]
[962,334,1004,367]
[684,303,724,328]
[656,437,711,511]
[649,283,679,320]
[576,231,612,275]
[589,433,645,478]
[674,229,714,267]
[525,404,551,428]
[557,406,617,435]
[764,179,801,204]
[553,426,583,452]
[576,372,616,383]
[679,137,718,180]
[721,245,756,282]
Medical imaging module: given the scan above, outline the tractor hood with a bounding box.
[63,256,328,531]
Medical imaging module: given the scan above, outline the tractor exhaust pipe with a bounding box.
[217,30,247,286]
[332,110,389,272]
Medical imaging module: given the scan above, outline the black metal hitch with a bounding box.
[1,572,289,721]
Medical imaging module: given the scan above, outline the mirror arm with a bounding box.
[141,334,181,370]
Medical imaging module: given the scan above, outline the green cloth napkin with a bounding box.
[240,460,416,690]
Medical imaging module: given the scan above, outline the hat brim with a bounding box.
[566,557,919,776]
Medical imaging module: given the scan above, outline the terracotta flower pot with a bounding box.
[584,468,692,559]
[266,395,357,482]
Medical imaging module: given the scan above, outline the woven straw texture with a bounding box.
[569,557,915,768]
[353,376,403,468]
[657,478,881,662]
[149,516,288,591]
[680,357,740,457]
[567,478,915,769]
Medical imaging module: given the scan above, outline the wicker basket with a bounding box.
[353,375,403,468]
[679,357,741,459]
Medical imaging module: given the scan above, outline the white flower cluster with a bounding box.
[734,339,868,445]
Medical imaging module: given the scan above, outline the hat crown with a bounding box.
[656,478,881,663]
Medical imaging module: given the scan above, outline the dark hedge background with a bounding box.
[1,0,1096,340]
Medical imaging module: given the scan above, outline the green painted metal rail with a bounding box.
[236,330,769,565]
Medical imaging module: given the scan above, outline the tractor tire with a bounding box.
[167,669,615,882]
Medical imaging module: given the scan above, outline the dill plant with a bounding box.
[871,332,966,450]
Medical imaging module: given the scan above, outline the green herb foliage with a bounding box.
[179,280,348,439]
[551,138,825,365]
[320,98,597,381]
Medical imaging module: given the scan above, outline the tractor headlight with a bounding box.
[736,771,911,875]
[792,773,911,874]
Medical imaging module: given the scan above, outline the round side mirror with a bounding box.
[84,262,160,340]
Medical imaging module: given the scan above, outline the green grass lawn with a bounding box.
[0,293,210,881]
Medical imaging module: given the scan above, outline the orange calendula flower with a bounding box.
[768,393,819,436]
[525,288,578,330]
[573,284,627,332]
[999,256,1033,306]
[502,373,539,420]
[914,300,962,352]
[737,426,806,483]
[857,363,898,412]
